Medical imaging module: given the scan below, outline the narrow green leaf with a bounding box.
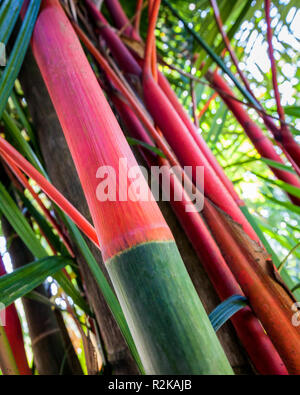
[206,103,227,142]
[260,157,296,174]
[224,157,259,169]
[25,290,61,310]
[10,90,40,155]
[126,136,165,157]
[278,241,300,272]
[18,192,68,256]
[284,106,300,118]
[2,111,45,174]
[262,193,300,215]
[0,256,69,308]
[253,172,300,199]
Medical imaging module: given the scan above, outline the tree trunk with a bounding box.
[1,216,83,375]
[19,49,253,374]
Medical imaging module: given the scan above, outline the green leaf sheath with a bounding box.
[209,295,248,332]
[107,241,234,375]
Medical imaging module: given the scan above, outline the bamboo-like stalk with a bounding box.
[110,87,288,375]
[103,0,140,40]
[85,0,141,76]
[207,71,300,206]
[0,257,31,375]
[156,71,245,208]
[28,0,233,374]
[134,0,143,35]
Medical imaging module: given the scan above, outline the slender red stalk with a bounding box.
[146,0,158,80]
[3,154,74,257]
[264,0,300,168]
[265,0,287,127]
[207,71,300,205]
[85,0,141,76]
[190,80,199,128]
[134,0,143,35]
[144,0,159,74]
[72,22,189,173]
[103,0,140,40]
[0,137,99,249]
[210,0,254,97]
[0,257,31,375]
[198,92,218,120]
[156,71,245,207]
[111,89,288,375]
[142,19,258,240]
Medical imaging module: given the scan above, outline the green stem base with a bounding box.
[107,241,233,375]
